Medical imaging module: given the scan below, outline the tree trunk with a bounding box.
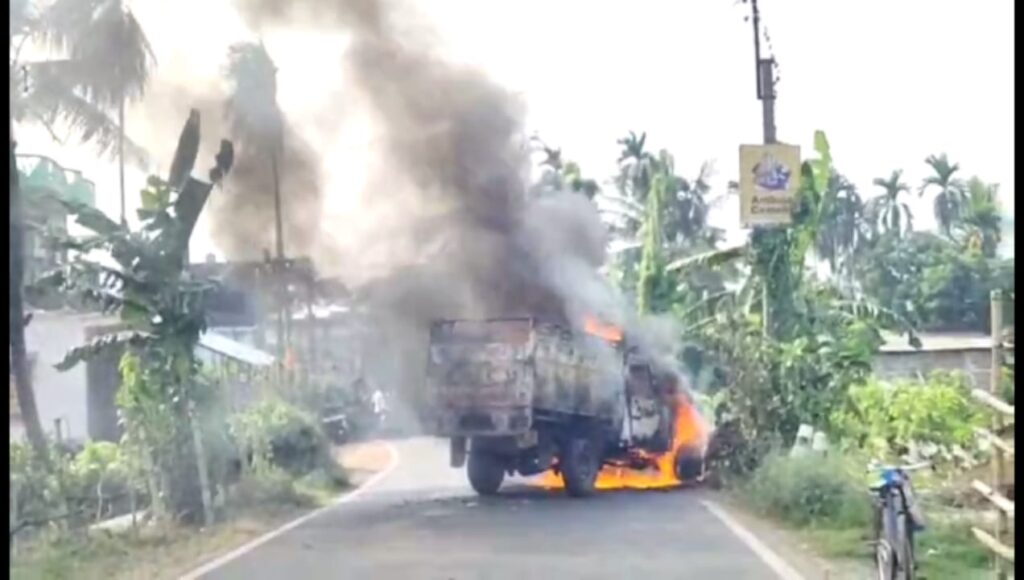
[270,149,290,378]
[9,121,50,464]
[188,397,214,527]
[118,96,126,225]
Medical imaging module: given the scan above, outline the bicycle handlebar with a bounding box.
[867,460,932,473]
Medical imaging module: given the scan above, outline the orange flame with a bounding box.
[583,316,623,343]
[534,395,709,491]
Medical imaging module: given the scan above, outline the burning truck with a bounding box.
[425,315,709,497]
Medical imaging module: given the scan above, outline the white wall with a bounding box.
[18,311,120,443]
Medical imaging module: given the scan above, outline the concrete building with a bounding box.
[10,310,277,444]
[874,332,994,388]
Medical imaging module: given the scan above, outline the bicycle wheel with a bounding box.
[874,503,897,580]
[876,539,897,580]
[896,512,915,580]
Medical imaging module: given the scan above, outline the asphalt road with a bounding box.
[194,438,800,580]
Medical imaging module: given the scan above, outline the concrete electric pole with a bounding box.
[749,0,778,145]
[747,0,780,336]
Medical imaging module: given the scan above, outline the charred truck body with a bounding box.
[425,317,705,497]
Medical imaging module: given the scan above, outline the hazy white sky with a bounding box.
[17,0,1014,257]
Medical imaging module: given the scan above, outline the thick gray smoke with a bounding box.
[224,0,687,402]
[213,124,322,259]
[233,0,613,323]
[135,58,323,261]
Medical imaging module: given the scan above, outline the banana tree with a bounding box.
[37,113,233,525]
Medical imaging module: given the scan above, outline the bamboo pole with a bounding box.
[972,527,1015,564]
[971,389,1015,418]
[989,290,1007,580]
[971,480,1015,517]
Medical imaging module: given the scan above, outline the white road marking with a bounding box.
[180,442,400,580]
[700,499,808,580]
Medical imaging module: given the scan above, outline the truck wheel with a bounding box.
[674,446,704,483]
[467,451,505,496]
[560,437,600,498]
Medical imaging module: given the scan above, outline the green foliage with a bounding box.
[225,469,308,511]
[700,133,899,477]
[830,372,985,463]
[34,175,221,524]
[856,232,1013,332]
[10,438,149,534]
[741,452,871,529]
[70,441,125,486]
[229,400,331,477]
[636,172,676,314]
[10,441,67,529]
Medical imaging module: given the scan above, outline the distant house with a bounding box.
[874,332,994,388]
[10,310,276,445]
[15,154,96,291]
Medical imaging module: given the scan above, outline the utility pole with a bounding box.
[748,0,779,336]
[750,0,777,145]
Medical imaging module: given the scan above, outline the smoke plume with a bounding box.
[147,0,687,410]
[231,0,618,325]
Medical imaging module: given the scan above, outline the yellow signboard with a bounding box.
[739,143,801,226]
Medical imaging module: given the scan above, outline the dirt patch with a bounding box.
[334,440,395,486]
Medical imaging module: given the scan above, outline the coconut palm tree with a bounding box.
[528,137,599,199]
[223,41,289,360]
[661,154,714,247]
[868,170,913,238]
[815,171,865,283]
[21,0,156,224]
[223,41,284,257]
[616,130,656,204]
[919,153,965,237]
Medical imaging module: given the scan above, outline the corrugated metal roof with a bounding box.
[880,332,992,354]
[199,332,275,367]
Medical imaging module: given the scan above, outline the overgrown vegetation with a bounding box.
[10,115,349,577]
[831,372,986,465]
[741,452,871,529]
[575,128,1012,576]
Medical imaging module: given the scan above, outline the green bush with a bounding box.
[225,468,309,510]
[229,400,331,477]
[831,371,985,463]
[742,452,871,529]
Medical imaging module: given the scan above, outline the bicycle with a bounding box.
[869,460,931,580]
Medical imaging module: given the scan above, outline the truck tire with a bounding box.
[560,437,601,498]
[674,445,704,483]
[467,451,505,496]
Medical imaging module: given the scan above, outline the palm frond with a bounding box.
[21,70,148,164]
[55,330,151,371]
[224,41,282,149]
[666,244,747,273]
[41,0,155,106]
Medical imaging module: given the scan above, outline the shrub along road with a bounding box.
[186,438,825,580]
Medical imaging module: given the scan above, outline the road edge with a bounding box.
[179,441,400,580]
[700,499,808,580]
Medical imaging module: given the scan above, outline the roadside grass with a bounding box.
[11,466,350,580]
[737,451,997,580]
[804,521,993,580]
